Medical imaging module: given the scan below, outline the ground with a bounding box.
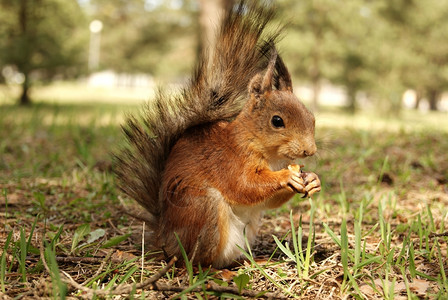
[0,89,447,299]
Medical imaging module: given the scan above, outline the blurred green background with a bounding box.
[0,0,447,113]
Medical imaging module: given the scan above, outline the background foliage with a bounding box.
[0,0,447,110]
[0,0,87,104]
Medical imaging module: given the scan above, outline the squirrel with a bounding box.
[115,1,321,268]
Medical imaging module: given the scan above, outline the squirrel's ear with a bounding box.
[274,54,293,92]
[248,50,277,96]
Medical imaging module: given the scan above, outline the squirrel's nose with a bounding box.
[303,143,317,157]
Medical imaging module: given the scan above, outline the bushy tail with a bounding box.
[114,1,280,226]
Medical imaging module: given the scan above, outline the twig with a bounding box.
[0,291,13,300]
[113,256,177,295]
[60,270,96,299]
[150,281,289,299]
[141,221,145,284]
[81,251,113,285]
[39,241,51,277]
[39,237,177,298]
[28,255,123,264]
[39,240,88,299]
[39,238,287,299]
[40,246,286,299]
[60,256,177,297]
[107,219,125,235]
[429,231,448,238]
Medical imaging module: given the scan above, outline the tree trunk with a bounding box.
[414,88,423,110]
[311,77,320,112]
[346,86,356,114]
[427,89,439,111]
[309,12,322,112]
[19,73,31,106]
[18,0,31,105]
[310,44,321,112]
[197,0,234,58]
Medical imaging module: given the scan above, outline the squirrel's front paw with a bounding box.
[301,172,321,197]
[286,165,306,194]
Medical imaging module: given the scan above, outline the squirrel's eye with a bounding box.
[271,115,285,128]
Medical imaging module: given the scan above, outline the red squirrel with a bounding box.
[115,1,321,268]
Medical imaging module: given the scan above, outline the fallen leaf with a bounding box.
[359,283,376,297]
[409,278,430,295]
[219,269,236,281]
[111,250,137,262]
[3,193,22,205]
[87,228,106,243]
[359,278,429,298]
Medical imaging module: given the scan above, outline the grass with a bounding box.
[1,85,448,298]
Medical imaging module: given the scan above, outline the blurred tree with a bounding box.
[338,1,411,114]
[277,0,448,113]
[277,0,344,111]
[88,0,198,79]
[398,0,448,111]
[0,0,87,105]
[328,0,373,113]
[277,0,409,113]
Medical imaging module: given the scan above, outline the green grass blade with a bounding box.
[71,223,91,252]
[172,277,208,299]
[323,223,341,247]
[50,225,65,252]
[340,219,349,285]
[105,274,120,290]
[396,234,409,266]
[85,257,139,287]
[414,271,437,281]
[297,215,305,264]
[3,189,8,232]
[346,268,363,297]
[378,201,386,255]
[363,223,379,239]
[354,255,382,269]
[19,228,27,282]
[237,245,297,299]
[174,232,193,285]
[272,235,296,262]
[1,231,13,292]
[417,214,423,251]
[101,233,131,248]
[304,198,316,279]
[399,266,412,300]
[26,216,39,252]
[408,241,416,279]
[426,205,435,232]
[436,242,448,294]
[118,265,139,284]
[289,210,301,275]
[45,245,67,299]
[354,221,361,275]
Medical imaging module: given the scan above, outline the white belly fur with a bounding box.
[212,190,265,267]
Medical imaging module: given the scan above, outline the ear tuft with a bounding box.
[274,54,293,92]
